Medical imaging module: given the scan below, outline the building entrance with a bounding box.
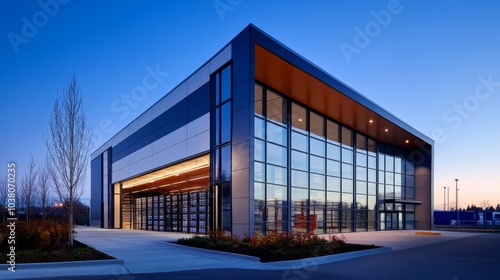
[131,190,209,234]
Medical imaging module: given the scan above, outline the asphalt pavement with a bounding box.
[1,227,497,280]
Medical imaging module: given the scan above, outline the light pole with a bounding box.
[443,187,447,211]
[455,179,459,230]
[447,187,450,212]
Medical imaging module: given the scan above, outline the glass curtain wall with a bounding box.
[254,82,416,235]
[378,145,416,230]
[211,64,232,232]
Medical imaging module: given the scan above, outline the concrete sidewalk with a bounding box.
[0,227,483,279]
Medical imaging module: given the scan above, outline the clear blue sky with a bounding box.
[1,0,499,209]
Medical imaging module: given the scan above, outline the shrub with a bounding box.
[0,220,77,251]
[176,230,360,262]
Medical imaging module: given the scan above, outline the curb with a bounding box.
[0,258,124,270]
[262,247,392,269]
[167,242,261,262]
[416,231,442,236]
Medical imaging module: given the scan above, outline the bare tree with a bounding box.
[45,75,93,246]
[20,156,38,222]
[0,176,8,222]
[480,200,491,211]
[38,161,52,221]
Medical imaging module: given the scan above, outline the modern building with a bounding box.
[91,24,434,237]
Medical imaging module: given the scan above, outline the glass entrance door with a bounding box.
[381,212,403,230]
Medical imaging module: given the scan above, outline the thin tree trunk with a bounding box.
[69,203,74,246]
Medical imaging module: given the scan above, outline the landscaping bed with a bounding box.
[0,221,113,263]
[176,230,379,262]
[0,239,114,263]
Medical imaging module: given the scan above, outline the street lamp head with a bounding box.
[455,178,459,182]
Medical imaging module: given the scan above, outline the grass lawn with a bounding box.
[176,231,379,262]
[0,240,114,263]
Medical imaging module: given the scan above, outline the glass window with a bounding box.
[291,131,308,152]
[342,192,353,208]
[266,184,287,205]
[378,183,385,197]
[341,127,353,147]
[215,107,220,145]
[291,102,307,132]
[254,84,263,117]
[310,155,325,174]
[368,168,376,182]
[368,196,376,210]
[368,182,377,195]
[327,176,340,192]
[254,182,265,202]
[327,160,340,177]
[356,195,367,209]
[327,143,340,160]
[405,175,415,187]
[395,157,403,174]
[326,120,340,144]
[214,147,220,181]
[221,65,231,103]
[378,155,385,171]
[356,133,367,152]
[221,145,231,181]
[267,165,287,186]
[309,112,324,138]
[267,142,287,167]
[342,179,353,193]
[386,172,394,185]
[291,170,308,188]
[395,174,402,186]
[342,148,353,164]
[406,204,415,211]
[367,138,376,156]
[406,187,415,199]
[221,102,231,143]
[266,90,286,125]
[254,117,265,139]
[254,139,265,162]
[327,192,341,206]
[356,153,367,167]
[379,171,385,184]
[254,162,266,182]
[406,159,415,175]
[357,181,367,194]
[291,150,308,171]
[395,186,403,198]
[385,184,394,199]
[310,173,325,190]
[368,156,376,169]
[214,73,220,106]
[310,138,325,156]
[342,163,353,179]
[310,190,325,205]
[356,166,367,181]
[266,121,287,146]
[385,155,394,172]
[291,187,308,204]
